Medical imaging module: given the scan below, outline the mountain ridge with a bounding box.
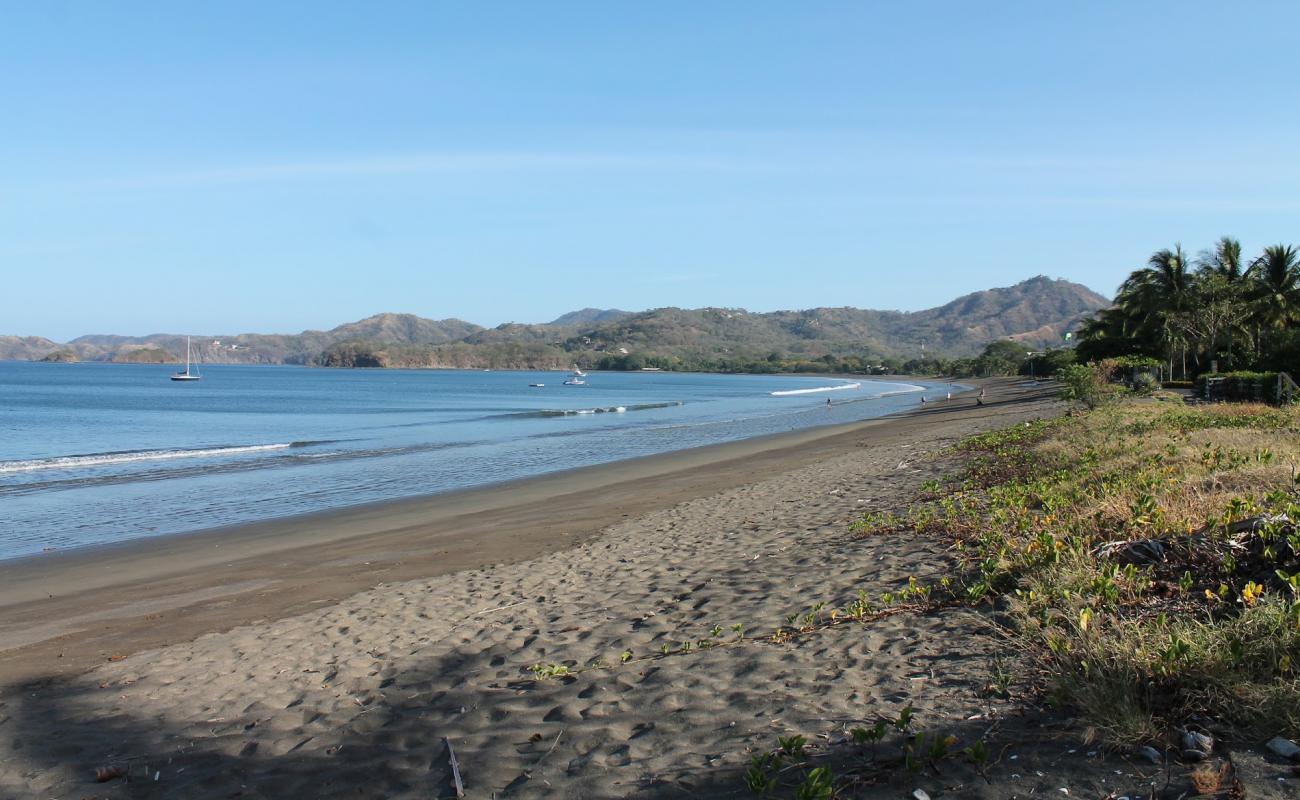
[0,277,1108,367]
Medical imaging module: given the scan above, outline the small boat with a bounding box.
[170,337,202,381]
[563,370,585,386]
[529,383,545,387]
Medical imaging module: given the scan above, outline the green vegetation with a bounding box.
[1078,238,1300,379]
[317,339,573,370]
[317,335,1074,377]
[859,400,1300,743]
[37,349,78,363]
[1056,363,1108,408]
[109,346,176,364]
[883,341,1082,380]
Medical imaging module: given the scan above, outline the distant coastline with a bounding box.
[2,276,1107,372]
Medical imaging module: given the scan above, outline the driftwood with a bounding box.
[1092,513,1293,564]
[446,737,465,798]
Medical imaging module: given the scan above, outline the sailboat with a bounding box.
[171,337,202,381]
[563,364,586,386]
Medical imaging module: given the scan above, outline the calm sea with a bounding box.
[0,363,953,560]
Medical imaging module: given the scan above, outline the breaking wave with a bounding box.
[770,382,861,396]
[0,441,328,474]
[498,401,684,418]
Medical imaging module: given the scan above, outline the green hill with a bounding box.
[1,277,1108,369]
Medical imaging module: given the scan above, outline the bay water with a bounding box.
[0,363,954,560]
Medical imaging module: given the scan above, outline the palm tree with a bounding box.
[1117,245,1194,376]
[1247,244,1300,333]
[1080,238,1298,377]
[1147,245,1195,310]
[1202,236,1244,283]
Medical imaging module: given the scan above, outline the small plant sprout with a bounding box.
[850,719,888,744]
[777,734,807,760]
[929,733,957,761]
[743,753,779,794]
[620,650,633,663]
[893,704,914,731]
[904,732,925,772]
[963,738,989,766]
[529,663,573,680]
[987,655,1014,696]
[794,766,835,800]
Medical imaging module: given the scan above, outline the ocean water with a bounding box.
[0,363,956,560]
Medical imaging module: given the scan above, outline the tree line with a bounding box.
[1076,238,1299,379]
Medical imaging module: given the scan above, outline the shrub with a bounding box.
[1057,363,1108,408]
[1130,373,1158,396]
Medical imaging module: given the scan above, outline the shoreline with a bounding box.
[0,378,1026,689]
[0,373,948,570]
[0,370,944,563]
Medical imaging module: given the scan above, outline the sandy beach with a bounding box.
[7,380,1250,799]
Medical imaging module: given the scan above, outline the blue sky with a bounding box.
[4,2,1299,340]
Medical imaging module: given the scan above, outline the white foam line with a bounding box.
[770,382,861,396]
[0,443,294,474]
[873,384,926,397]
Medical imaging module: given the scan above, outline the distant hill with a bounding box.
[109,346,176,364]
[39,313,489,365]
[0,335,64,361]
[563,277,1106,362]
[1,278,1109,368]
[548,308,631,327]
[323,313,483,345]
[877,276,1110,354]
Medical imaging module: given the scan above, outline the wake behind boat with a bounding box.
[563,365,586,385]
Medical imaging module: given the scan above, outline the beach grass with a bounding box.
[859,397,1300,746]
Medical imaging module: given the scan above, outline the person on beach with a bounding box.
[826,398,832,408]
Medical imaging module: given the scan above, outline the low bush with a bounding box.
[1130,372,1158,396]
[1057,363,1110,409]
